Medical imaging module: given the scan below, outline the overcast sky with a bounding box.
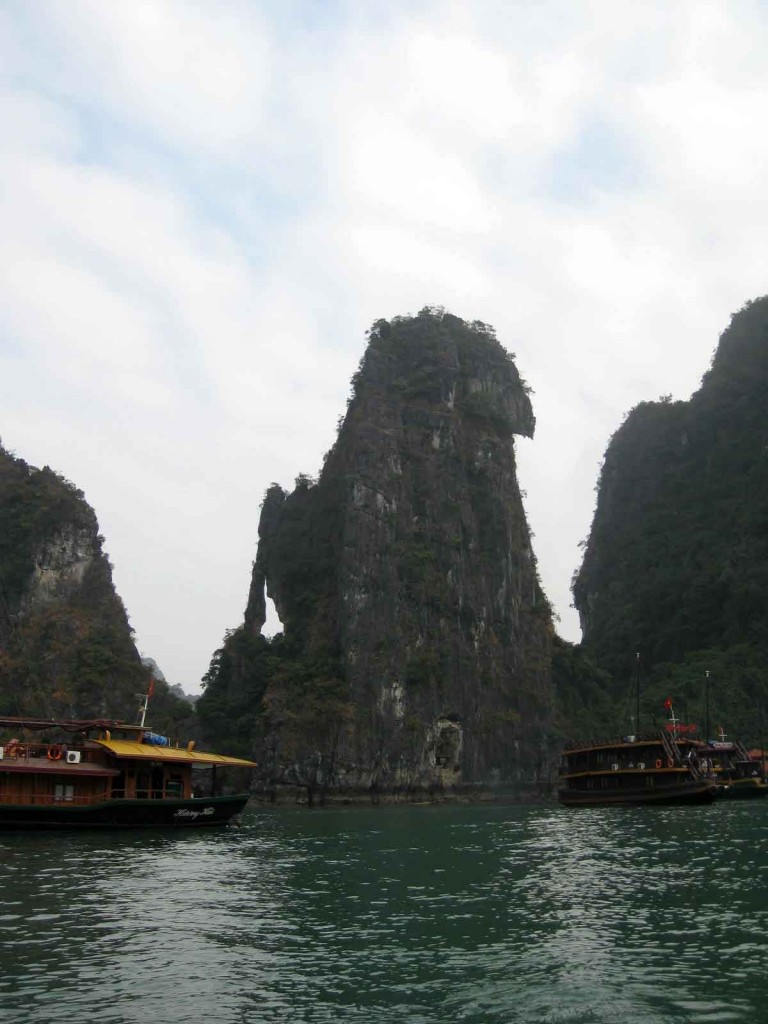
[2,1,768,693]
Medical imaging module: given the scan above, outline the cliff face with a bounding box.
[0,444,148,720]
[572,298,768,733]
[203,310,556,797]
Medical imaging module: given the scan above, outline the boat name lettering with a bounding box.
[173,807,216,819]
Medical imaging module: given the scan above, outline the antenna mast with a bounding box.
[135,679,154,728]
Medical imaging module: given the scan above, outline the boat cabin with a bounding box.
[0,717,255,812]
[558,733,716,805]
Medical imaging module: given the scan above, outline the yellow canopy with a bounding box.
[94,739,257,767]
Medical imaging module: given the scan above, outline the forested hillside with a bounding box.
[0,444,193,736]
[573,297,768,740]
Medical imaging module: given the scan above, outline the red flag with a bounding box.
[664,698,673,709]
[147,679,155,699]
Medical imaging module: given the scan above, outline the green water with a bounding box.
[1,801,766,1023]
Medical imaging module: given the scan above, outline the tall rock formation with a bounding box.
[573,297,768,736]
[200,309,556,799]
[0,443,187,730]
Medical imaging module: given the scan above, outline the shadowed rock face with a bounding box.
[241,310,555,796]
[0,445,147,720]
[573,296,768,688]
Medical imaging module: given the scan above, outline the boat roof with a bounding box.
[0,717,257,766]
[0,715,128,733]
[93,739,257,767]
[563,736,704,755]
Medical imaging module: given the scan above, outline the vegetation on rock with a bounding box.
[0,443,192,735]
[573,297,768,742]
[198,309,556,799]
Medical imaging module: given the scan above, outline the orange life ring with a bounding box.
[655,759,662,769]
[667,758,674,768]
[47,744,63,761]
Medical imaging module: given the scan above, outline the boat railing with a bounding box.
[0,791,111,807]
[132,788,189,800]
[0,742,92,763]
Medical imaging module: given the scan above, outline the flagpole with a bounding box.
[136,679,154,728]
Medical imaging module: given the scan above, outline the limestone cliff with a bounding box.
[0,444,150,721]
[200,309,556,798]
[572,297,768,738]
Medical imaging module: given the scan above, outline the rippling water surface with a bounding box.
[2,801,767,1023]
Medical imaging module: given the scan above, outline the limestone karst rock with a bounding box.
[201,309,556,798]
[0,443,185,727]
[572,297,768,736]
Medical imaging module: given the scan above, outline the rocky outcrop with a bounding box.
[201,309,556,799]
[0,444,148,720]
[572,297,768,729]
[19,523,97,614]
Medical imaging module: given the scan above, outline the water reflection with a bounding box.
[0,803,766,1022]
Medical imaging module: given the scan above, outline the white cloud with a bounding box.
[24,0,274,157]
[3,0,768,688]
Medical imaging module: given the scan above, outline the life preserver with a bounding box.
[655,759,662,769]
[667,758,674,768]
[47,744,64,761]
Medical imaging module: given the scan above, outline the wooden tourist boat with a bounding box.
[695,673,768,798]
[698,734,768,799]
[558,673,718,806]
[558,732,718,806]
[0,713,256,829]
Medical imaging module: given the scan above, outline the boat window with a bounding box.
[54,784,75,802]
[166,774,183,797]
[150,766,164,798]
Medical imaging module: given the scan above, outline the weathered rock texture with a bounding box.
[572,297,768,738]
[201,310,556,799]
[0,443,188,731]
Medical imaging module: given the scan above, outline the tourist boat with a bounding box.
[0,712,257,829]
[558,666,717,806]
[694,672,768,798]
[558,732,718,806]
[698,732,768,799]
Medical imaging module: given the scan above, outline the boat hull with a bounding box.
[717,778,768,799]
[0,794,250,829]
[558,779,718,807]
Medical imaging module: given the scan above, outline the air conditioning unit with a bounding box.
[0,746,4,760]
[66,750,82,764]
